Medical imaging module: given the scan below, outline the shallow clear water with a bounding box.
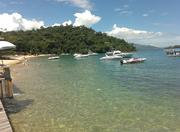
[10,49,180,132]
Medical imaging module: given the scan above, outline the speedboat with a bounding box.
[48,56,60,60]
[106,50,133,58]
[74,53,89,58]
[100,53,123,60]
[88,51,98,56]
[88,52,98,56]
[121,58,146,64]
[100,50,124,60]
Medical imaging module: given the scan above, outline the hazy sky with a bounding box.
[0,0,180,47]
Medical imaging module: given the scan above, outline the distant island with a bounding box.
[0,25,136,55]
[164,45,180,49]
[133,44,160,51]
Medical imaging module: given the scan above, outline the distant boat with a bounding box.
[88,51,98,56]
[121,58,146,64]
[48,56,60,60]
[106,50,133,58]
[61,53,70,56]
[74,53,89,58]
[164,48,180,57]
[100,50,132,60]
[100,54,123,60]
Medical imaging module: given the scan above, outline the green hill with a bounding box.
[0,25,136,54]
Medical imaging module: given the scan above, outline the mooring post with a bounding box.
[0,79,3,98]
[3,67,13,98]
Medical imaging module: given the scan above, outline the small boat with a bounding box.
[100,50,124,60]
[165,48,180,57]
[105,50,133,58]
[120,52,133,58]
[48,56,60,60]
[61,53,70,56]
[74,53,89,58]
[88,51,98,56]
[121,58,146,64]
[88,52,98,56]
[100,54,122,60]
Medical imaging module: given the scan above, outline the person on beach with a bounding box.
[23,56,28,65]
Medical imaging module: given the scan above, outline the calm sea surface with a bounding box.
[10,49,180,132]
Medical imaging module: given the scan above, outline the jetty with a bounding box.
[0,100,13,132]
[0,66,14,132]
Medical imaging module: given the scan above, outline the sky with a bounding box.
[0,0,180,47]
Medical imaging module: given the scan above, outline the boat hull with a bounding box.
[48,56,60,60]
[122,58,146,64]
[100,56,122,60]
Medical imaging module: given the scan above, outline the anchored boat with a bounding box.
[121,58,146,64]
[100,50,132,60]
[48,56,60,60]
[164,48,180,57]
[74,53,89,58]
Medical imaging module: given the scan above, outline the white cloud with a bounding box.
[114,8,123,12]
[142,13,148,17]
[119,10,133,16]
[123,4,129,8]
[62,20,72,26]
[0,12,44,32]
[73,10,101,27]
[114,5,132,16]
[56,0,93,10]
[52,23,61,27]
[106,24,180,47]
[52,20,72,27]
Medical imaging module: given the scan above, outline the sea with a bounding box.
[8,48,180,132]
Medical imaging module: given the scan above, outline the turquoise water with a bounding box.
[10,49,180,132]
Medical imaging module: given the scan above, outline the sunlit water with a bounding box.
[9,49,180,132]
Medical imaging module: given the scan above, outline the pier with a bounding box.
[0,66,13,132]
[0,100,13,132]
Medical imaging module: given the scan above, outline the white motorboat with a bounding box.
[100,50,125,60]
[100,54,123,60]
[121,58,146,64]
[88,51,98,56]
[61,53,70,55]
[165,49,180,57]
[74,53,89,58]
[106,50,133,58]
[88,52,98,56]
[48,56,60,60]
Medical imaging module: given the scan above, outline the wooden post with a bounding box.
[3,67,13,98]
[0,79,3,98]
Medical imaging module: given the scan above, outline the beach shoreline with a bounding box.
[1,54,51,66]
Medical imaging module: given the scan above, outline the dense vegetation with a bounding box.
[0,25,135,55]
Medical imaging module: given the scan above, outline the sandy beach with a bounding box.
[1,54,50,66]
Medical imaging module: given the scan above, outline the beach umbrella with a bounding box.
[0,41,16,50]
[0,41,16,66]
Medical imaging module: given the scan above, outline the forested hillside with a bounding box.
[0,25,136,54]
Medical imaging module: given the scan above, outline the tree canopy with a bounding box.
[0,25,136,55]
